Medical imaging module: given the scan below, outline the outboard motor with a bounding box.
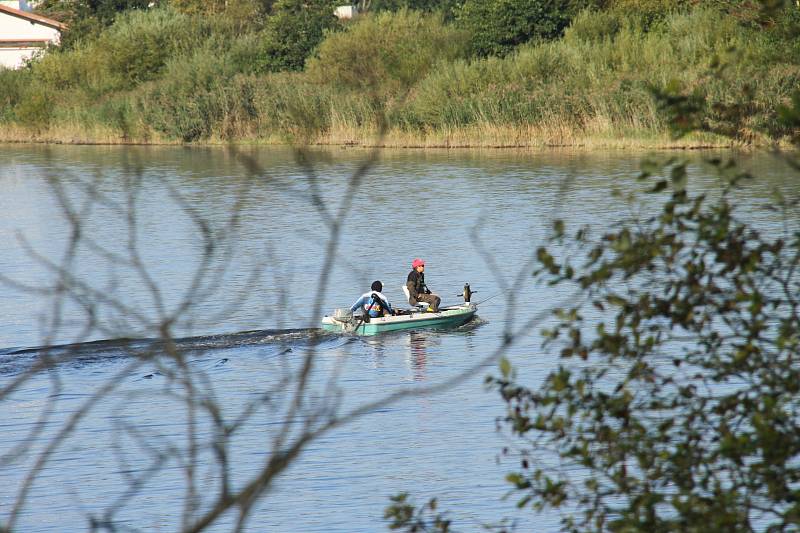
[333,308,354,323]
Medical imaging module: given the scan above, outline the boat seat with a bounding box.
[401,285,428,312]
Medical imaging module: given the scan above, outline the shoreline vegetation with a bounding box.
[0,128,741,150]
[1,1,798,149]
[0,114,743,149]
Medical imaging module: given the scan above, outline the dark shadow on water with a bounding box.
[0,327,340,377]
[408,331,429,382]
[0,316,487,378]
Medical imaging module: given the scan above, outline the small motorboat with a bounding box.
[321,284,478,336]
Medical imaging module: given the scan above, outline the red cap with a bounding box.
[412,258,425,268]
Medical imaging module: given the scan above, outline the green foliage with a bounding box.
[167,0,268,33]
[36,0,152,50]
[94,9,204,87]
[456,0,592,57]
[250,73,337,141]
[82,0,150,23]
[487,156,800,530]
[135,46,242,141]
[603,0,691,29]
[29,8,217,97]
[367,0,461,18]
[169,0,259,16]
[562,8,623,41]
[643,6,800,142]
[14,82,52,131]
[57,16,106,51]
[384,493,452,532]
[255,0,341,73]
[0,68,29,122]
[307,9,469,96]
[487,79,800,528]
[395,6,799,139]
[1,1,798,144]
[0,6,282,141]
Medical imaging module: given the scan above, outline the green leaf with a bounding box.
[499,356,512,379]
[649,180,668,193]
[553,219,565,238]
[670,164,687,190]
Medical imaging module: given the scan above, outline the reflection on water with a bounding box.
[407,332,429,381]
[363,336,387,368]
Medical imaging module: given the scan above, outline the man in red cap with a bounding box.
[406,258,440,312]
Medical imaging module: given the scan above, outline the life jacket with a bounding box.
[366,292,388,317]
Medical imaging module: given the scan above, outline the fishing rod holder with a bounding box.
[458,283,475,304]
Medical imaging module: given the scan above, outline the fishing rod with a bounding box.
[473,291,503,306]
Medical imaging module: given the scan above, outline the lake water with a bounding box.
[0,145,796,532]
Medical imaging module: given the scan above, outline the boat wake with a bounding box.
[0,316,486,378]
[454,315,486,332]
[0,327,338,378]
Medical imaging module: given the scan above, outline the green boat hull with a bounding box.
[321,304,477,336]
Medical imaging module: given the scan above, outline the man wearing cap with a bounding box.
[406,259,440,312]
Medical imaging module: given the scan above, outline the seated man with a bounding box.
[406,258,440,312]
[350,280,395,318]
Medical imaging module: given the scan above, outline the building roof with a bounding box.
[0,4,66,30]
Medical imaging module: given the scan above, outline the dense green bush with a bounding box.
[14,84,52,131]
[367,0,461,18]
[28,8,217,97]
[0,68,29,122]
[307,9,469,96]
[169,0,265,17]
[254,74,335,139]
[456,0,588,57]
[602,0,690,29]
[135,46,244,141]
[255,0,341,73]
[37,0,153,50]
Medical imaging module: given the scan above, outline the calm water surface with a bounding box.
[0,145,796,532]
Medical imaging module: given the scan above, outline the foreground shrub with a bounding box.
[491,157,800,531]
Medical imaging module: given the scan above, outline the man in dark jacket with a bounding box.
[406,258,440,312]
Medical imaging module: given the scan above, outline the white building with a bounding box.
[0,0,65,69]
[334,5,357,20]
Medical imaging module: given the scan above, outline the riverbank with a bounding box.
[0,109,754,149]
[1,6,797,148]
[0,125,754,150]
